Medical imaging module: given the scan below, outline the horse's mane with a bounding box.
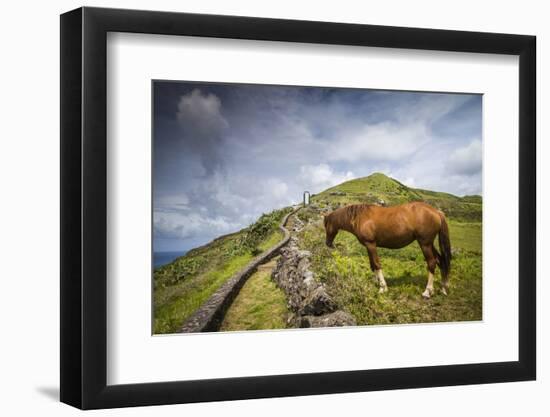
[344,204,371,221]
[328,203,371,227]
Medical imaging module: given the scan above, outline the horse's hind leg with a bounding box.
[432,244,449,295]
[365,241,387,294]
[432,244,441,266]
[441,272,449,296]
[419,242,437,299]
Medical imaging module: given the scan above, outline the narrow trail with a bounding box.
[179,207,301,333]
[220,256,289,331]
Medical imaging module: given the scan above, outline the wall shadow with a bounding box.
[35,386,59,401]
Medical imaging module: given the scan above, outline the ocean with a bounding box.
[153,251,186,269]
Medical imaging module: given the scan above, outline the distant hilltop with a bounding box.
[312,172,481,222]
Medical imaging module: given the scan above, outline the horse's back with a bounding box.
[372,201,440,223]
[403,202,442,240]
[369,202,441,243]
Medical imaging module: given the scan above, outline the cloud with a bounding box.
[176,89,228,133]
[267,179,289,199]
[154,171,297,247]
[402,176,416,187]
[176,89,229,174]
[155,194,189,211]
[324,122,429,163]
[446,140,482,176]
[299,164,354,192]
[452,173,482,195]
[154,210,240,241]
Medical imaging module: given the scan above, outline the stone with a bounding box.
[299,286,337,316]
[298,311,357,328]
[271,233,357,328]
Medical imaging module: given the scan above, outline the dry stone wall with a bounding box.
[272,238,356,328]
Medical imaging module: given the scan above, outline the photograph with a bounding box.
[152,81,483,334]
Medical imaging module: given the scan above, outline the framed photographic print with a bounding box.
[60,7,536,409]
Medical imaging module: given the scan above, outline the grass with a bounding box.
[153,208,290,334]
[154,252,255,334]
[298,210,482,325]
[220,258,289,331]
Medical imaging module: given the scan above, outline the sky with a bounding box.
[153,81,482,252]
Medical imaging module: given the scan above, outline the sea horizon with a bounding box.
[153,251,186,269]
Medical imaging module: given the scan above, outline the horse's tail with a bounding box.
[438,212,451,280]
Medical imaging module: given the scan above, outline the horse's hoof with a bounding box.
[422,290,431,299]
[379,287,388,294]
[441,287,448,296]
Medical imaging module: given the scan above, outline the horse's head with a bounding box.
[323,213,338,248]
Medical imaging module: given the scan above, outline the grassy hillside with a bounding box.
[153,207,291,334]
[301,172,482,325]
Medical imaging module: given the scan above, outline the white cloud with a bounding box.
[402,94,471,124]
[403,177,416,187]
[446,139,482,176]
[175,89,229,173]
[155,194,189,210]
[299,164,354,192]
[267,179,289,199]
[326,122,429,163]
[154,171,298,246]
[154,211,240,240]
[176,89,228,135]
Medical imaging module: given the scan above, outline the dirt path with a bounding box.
[220,257,289,331]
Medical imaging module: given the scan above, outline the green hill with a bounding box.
[313,172,481,222]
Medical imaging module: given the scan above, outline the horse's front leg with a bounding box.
[365,241,387,294]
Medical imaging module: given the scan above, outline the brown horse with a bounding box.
[324,201,451,298]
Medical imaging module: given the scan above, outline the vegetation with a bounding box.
[220,258,289,331]
[153,207,290,334]
[300,172,483,325]
[298,215,482,325]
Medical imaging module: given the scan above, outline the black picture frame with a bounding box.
[60,6,536,410]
